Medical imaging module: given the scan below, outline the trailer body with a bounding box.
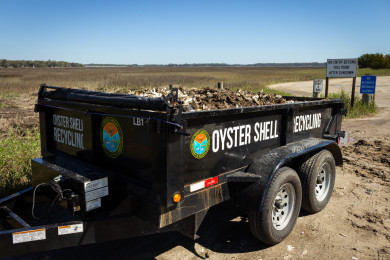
[0,85,345,257]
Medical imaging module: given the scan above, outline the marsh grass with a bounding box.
[357,68,390,76]
[0,67,328,95]
[261,87,292,96]
[0,92,17,108]
[1,67,389,95]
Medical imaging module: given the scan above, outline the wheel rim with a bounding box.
[315,162,332,202]
[272,183,296,230]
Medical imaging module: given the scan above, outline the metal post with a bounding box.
[217,82,224,89]
[313,79,322,98]
[362,94,374,105]
[325,77,329,98]
[351,77,356,108]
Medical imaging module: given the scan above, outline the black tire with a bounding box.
[299,150,336,213]
[249,167,302,245]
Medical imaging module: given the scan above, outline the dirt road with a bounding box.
[270,76,390,108]
[6,79,390,259]
[270,76,390,139]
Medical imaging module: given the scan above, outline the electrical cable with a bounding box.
[31,183,48,219]
[32,181,72,219]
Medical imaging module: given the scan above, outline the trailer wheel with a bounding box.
[299,150,336,213]
[249,167,302,245]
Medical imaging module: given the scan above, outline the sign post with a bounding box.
[325,77,329,98]
[313,79,323,98]
[326,58,358,107]
[351,77,356,108]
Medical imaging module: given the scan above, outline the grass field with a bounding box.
[0,67,329,95]
[0,66,389,196]
[2,67,389,95]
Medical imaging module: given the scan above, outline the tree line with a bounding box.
[85,62,326,67]
[358,53,390,69]
[0,59,84,68]
[2,56,389,69]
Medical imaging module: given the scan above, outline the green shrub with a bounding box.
[358,53,388,69]
[329,89,377,118]
[0,129,40,196]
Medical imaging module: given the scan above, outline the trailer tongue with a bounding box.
[0,84,345,257]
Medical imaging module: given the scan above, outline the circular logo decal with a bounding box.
[190,129,210,159]
[101,117,123,158]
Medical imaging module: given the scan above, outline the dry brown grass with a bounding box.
[0,67,326,95]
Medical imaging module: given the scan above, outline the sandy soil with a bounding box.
[4,79,390,259]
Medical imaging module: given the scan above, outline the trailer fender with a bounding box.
[231,138,342,211]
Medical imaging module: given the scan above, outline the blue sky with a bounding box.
[1,0,389,64]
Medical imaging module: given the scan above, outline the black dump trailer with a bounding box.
[0,85,346,257]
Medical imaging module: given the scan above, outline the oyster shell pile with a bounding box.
[128,87,286,111]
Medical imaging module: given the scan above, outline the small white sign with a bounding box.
[326,58,357,78]
[58,224,84,235]
[313,79,323,92]
[86,198,102,211]
[13,229,46,244]
[84,177,108,192]
[85,186,109,202]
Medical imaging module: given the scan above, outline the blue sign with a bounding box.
[360,75,376,94]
